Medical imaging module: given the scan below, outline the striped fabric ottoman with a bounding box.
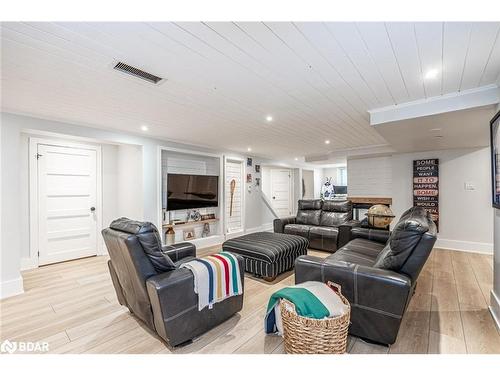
[222,232,309,281]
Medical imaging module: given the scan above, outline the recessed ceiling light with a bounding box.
[294,157,299,161]
[434,135,444,139]
[430,128,442,132]
[140,125,149,131]
[266,115,273,122]
[247,147,252,152]
[424,69,439,80]
[325,140,331,145]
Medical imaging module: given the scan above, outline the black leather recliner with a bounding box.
[294,207,437,345]
[102,218,244,347]
[273,199,359,252]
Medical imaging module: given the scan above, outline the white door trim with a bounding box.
[27,137,103,269]
[223,156,246,238]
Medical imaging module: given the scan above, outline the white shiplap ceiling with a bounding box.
[1,22,500,159]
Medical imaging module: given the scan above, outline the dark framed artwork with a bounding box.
[247,157,252,167]
[491,110,500,209]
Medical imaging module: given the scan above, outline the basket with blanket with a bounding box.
[180,251,243,310]
[265,281,350,354]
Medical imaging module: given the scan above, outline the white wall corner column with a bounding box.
[0,122,24,299]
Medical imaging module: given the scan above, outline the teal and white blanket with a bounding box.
[265,281,349,335]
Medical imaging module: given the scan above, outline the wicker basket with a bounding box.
[280,282,350,354]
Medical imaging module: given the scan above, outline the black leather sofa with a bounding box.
[273,199,359,252]
[295,207,437,345]
[102,218,244,347]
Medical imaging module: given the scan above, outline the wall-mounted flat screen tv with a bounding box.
[167,173,219,210]
[491,110,500,209]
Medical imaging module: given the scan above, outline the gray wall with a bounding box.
[346,147,494,252]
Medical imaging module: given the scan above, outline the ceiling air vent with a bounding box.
[113,62,163,84]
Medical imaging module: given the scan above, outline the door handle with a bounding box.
[90,207,96,212]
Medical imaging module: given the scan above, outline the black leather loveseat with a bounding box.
[273,199,358,252]
[102,218,244,347]
[295,207,437,345]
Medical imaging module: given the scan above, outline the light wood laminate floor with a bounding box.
[1,248,499,354]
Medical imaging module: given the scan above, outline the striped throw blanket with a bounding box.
[180,252,243,311]
[265,281,349,335]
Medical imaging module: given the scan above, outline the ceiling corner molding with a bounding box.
[305,144,395,163]
[369,84,500,126]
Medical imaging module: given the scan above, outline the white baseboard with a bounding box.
[435,238,493,254]
[0,277,24,300]
[490,290,500,331]
[245,223,273,234]
[20,257,38,271]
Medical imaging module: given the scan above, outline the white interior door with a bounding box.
[37,143,98,265]
[271,169,292,217]
[225,158,244,236]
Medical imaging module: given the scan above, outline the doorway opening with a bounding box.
[29,138,102,266]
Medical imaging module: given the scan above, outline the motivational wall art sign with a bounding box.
[413,159,439,231]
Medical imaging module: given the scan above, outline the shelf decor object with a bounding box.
[165,225,175,245]
[183,229,195,241]
[491,110,500,209]
[365,204,395,229]
[202,223,210,237]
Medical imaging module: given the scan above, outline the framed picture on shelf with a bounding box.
[255,164,260,173]
[491,110,500,209]
[183,229,195,241]
[247,157,252,167]
[246,173,252,183]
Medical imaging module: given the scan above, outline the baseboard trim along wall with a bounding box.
[0,277,24,300]
[435,238,493,254]
[490,290,500,331]
[20,257,38,271]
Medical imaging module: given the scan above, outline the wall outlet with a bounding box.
[464,182,475,191]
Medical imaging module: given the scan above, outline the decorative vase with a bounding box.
[165,225,175,245]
